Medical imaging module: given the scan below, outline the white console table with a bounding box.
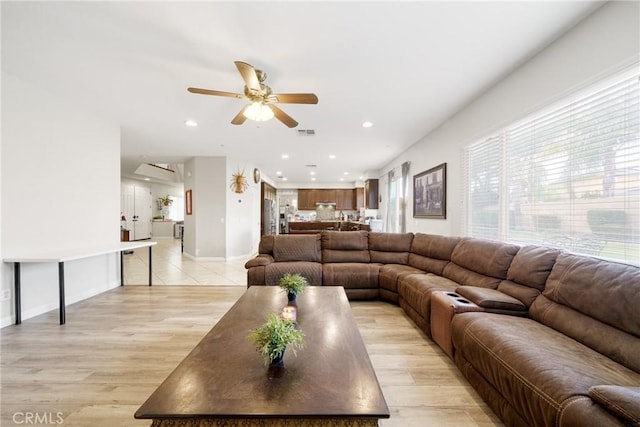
[3,241,156,325]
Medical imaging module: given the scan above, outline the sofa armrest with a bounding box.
[589,385,640,424]
[455,286,527,313]
[245,254,274,268]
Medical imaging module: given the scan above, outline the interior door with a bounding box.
[133,185,152,240]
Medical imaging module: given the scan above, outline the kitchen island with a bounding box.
[288,220,369,234]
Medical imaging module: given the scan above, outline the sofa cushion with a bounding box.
[264,261,322,286]
[507,245,559,291]
[379,264,424,293]
[536,253,640,336]
[530,253,640,372]
[496,280,541,308]
[452,312,640,427]
[272,234,321,262]
[322,230,370,263]
[369,232,413,264]
[588,385,640,424]
[259,235,275,254]
[408,234,460,274]
[449,238,520,280]
[322,263,380,289]
[455,286,527,312]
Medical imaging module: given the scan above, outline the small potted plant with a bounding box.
[158,195,173,206]
[247,312,305,367]
[279,273,308,303]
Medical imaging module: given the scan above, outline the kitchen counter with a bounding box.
[288,221,369,234]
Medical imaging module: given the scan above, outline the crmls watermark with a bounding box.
[12,412,64,425]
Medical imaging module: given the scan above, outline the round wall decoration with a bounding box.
[253,168,261,183]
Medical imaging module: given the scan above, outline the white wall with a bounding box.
[182,157,260,259]
[226,159,261,258]
[1,71,120,326]
[182,157,227,259]
[380,1,640,237]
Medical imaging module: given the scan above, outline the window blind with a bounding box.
[464,67,640,265]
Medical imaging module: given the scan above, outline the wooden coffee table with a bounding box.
[134,286,390,426]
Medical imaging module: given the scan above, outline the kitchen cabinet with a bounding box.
[335,189,355,210]
[364,179,379,209]
[297,189,316,210]
[298,189,337,209]
[316,189,336,204]
[356,188,365,209]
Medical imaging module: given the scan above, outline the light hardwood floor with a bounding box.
[1,285,503,427]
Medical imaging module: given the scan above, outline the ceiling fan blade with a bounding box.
[272,93,319,104]
[234,61,261,92]
[231,105,249,125]
[269,105,298,128]
[188,87,243,99]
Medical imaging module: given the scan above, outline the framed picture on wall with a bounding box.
[185,189,192,215]
[413,163,446,219]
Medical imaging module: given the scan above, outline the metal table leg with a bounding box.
[14,262,21,325]
[148,246,153,286]
[120,251,124,286]
[58,262,66,325]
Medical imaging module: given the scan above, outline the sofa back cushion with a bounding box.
[272,234,321,262]
[259,235,275,254]
[530,253,640,372]
[497,245,560,306]
[369,232,414,264]
[408,233,460,274]
[322,230,370,263]
[442,238,520,288]
[507,245,559,291]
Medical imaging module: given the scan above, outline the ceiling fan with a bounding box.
[187,61,318,128]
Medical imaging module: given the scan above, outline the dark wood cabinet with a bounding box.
[298,188,360,210]
[298,189,340,209]
[335,189,355,210]
[355,188,364,209]
[364,179,379,209]
[316,189,336,204]
[298,189,315,210]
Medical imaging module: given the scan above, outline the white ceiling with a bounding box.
[2,1,603,185]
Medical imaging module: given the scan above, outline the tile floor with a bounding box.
[123,237,250,286]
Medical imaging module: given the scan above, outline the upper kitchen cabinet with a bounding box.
[316,189,336,204]
[356,188,365,209]
[364,179,379,209]
[298,188,357,210]
[335,189,355,210]
[298,189,317,210]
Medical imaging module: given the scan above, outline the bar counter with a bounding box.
[287,221,369,234]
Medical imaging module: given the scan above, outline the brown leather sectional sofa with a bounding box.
[245,230,640,426]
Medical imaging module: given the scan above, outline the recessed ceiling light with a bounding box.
[311,177,316,181]
[144,177,151,181]
[282,177,288,181]
[184,119,198,127]
[340,178,345,181]
[282,154,289,159]
[310,171,316,175]
[343,172,349,175]
[276,170,282,175]
[329,154,336,159]
[362,121,373,128]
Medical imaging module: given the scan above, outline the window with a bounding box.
[464,67,639,265]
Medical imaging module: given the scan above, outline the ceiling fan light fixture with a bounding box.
[243,102,274,122]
